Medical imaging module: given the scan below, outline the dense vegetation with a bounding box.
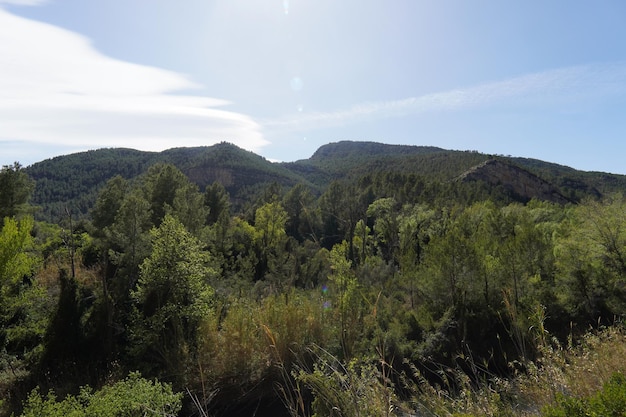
[2,144,626,416]
[25,141,626,221]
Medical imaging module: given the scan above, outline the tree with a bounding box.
[215,216,258,294]
[328,241,362,359]
[171,183,207,237]
[253,201,289,285]
[397,203,437,308]
[0,216,35,287]
[0,216,47,379]
[130,215,215,383]
[106,190,152,288]
[0,162,34,219]
[91,176,129,231]
[554,195,626,322]
[141,164,191,227]
[204,182,230,225]
[366,197,399,263]
[283,183,317,242]
[319,181,371,261]
[254,202,288,253]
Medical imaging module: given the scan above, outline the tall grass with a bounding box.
[276,325,626,417]
[516,324,626,413]
[190,286,625,417]
[193,290,335,411]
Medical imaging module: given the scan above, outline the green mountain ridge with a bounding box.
[23,140,626,220]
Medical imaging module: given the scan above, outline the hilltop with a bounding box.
[23,140,626,220]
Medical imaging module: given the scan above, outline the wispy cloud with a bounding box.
[265,62,626,134]
[0,0,48,5]
[0,8,267,163]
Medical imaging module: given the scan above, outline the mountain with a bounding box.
[286,141,626,198]
[25,142,309,221]
[25,148,157,221]
[24,140,626,220]
[457,159,571,204]
[284,141,487,184]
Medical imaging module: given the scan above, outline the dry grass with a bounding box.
[516,325,626,414]
[192,292,626,417]
[377,325,626,417]
[194,291,335,399]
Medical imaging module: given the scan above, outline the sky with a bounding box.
[2,1,626,174]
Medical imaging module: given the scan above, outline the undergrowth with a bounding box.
[274,325,626,417]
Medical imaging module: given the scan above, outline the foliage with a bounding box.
[554,194,626,323]
[0,216,46,362]
[0,216,36,286]
[5,144,626,416]
[26,148,153,221]
[542,372,626,417]
[19,372,182,417]
[130,215,215,383]
[27,141,626,221]
[295,351,397,417]
[0,216,48,408]
[0,163,34,219]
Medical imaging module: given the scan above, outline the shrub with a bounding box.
[542,372,626,417]
[19,372,182,417]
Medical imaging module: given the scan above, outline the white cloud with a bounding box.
[0,8,267,163]
[0,0,47,5]
[265,62,626,134]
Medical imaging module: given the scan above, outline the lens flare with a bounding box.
[283,0,289,15]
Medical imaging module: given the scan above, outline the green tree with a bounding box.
[254,201,288,253]
[0,163,34,219]
[0,216,36,287]
[171,182,207,237]
[329,242,362,359]
[90,175,129,231]
[216,216,258,294]
[141,163,191,227]
[283,183,317,242]
[253,201,291,287]
[420,206,483,320]
[130,215,215,383]
[0,216,47,381]
[366,197,399,263]
[320,181,371,261]
[106,190,152,287]
[397,203,437,308]
[554,195,626,322]
[204,182,230,225]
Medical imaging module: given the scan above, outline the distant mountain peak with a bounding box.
[310,141,445,160]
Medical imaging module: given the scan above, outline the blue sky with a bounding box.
[2,1,626,174]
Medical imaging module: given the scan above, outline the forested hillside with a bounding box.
[2,143,626,417]
[25,143,310,221]
[24,141,626,221]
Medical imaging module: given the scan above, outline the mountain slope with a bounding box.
[282,141,489,185]
[24,141,626,220]
[26,143,310,220]
[26,148,157,220]
[457,159,571,204]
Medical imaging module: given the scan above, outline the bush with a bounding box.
[542,372,626,417]
[20,372,182,417]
